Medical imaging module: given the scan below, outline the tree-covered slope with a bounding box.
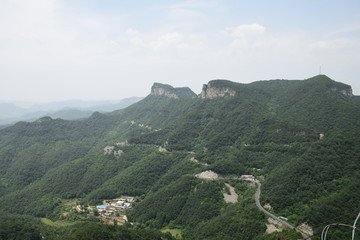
[0,75,359,239]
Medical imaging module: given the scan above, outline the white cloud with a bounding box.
[0,0,120,67]
[149,32,184,50]
[312,38,360,49]
[1,1,359,101]
[224,24,268,55]
[168,0,218,9]
[226,24,266,39]
[166,0,217,20]
[124,30,205,53]
[162,0,216,33]
[0,0,60,40]
[328,24,360,38]
[126,28,139,35]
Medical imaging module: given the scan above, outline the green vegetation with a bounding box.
[0,75,359,239]
[161,228,182,239]
[0,213,41,240]
[41,218,76,227]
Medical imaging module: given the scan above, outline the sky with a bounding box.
[1,0,360,102]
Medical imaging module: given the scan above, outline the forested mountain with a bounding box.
[0,75,359,240]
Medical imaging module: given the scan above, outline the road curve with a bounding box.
[254,181,311,239]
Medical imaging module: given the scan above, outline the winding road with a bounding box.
[196,171,312,239]
[254,180,311,240]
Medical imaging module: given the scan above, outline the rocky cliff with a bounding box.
[330,86,353,97]
[151,83,196,99]
[307,75,353,97]
[199,80,237,99]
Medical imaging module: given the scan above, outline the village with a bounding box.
[75,196,136,225]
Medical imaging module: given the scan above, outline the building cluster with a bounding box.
[88,196,136,224]
[96,196,135,215]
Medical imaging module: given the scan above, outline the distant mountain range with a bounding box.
[0,97,143,125]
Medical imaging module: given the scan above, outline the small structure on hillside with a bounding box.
[96,205,107,212]
[125,197,135,202]
[240,174,255,181]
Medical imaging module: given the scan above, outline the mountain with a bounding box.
[0,97,143,125]
[39,108,95,120]
[85,97,144,112]
[0,102,28,118]
[151,83,197,99]
[0,75,359,240]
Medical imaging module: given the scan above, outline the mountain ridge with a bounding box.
[0,75,358,240]
[151,83,196,99]
[151,75,355,100]
[0,97,143,125]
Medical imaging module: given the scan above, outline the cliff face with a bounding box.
[151,84,179,99]
[151,75,354,100]
[330,86,353,97]
[199,80,237,99]
[307,75,354,97]
[151,83,196,99]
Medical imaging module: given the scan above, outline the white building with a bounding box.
[240,175,255,181]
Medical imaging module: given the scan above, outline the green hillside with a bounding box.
[0,75,359,239]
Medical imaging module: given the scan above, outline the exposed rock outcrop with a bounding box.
[199,80,237,99]
[158,146,167,152]
[263,203,273,210]
[266,217,283,233]
[195,170,219,180]
[311,74,353,97]
[297,223,313,237]
[330,86,353,97]
[104,145,124,158]
[151,83,196,99]
[223,183,238,203]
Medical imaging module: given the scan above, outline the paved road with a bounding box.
[254,181,311,240]
[200,173,312,239]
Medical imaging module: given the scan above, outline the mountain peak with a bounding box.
[35,116,53,123]
[150,83,196,99]
[199,79,239,99]
[305,75,353,97]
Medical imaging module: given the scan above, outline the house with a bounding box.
[124,202,132,208]
[240,175,255,181]
[96,205,107,212]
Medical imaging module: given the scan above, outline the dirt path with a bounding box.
[223,183,238,203]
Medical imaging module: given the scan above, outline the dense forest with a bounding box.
[0,75,359,239]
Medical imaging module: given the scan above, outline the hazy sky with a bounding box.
[1,0,360,102]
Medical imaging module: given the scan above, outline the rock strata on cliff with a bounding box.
[199,80,237,99]
[150,83,196,99]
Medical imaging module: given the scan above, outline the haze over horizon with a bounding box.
[1,0,360,102]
